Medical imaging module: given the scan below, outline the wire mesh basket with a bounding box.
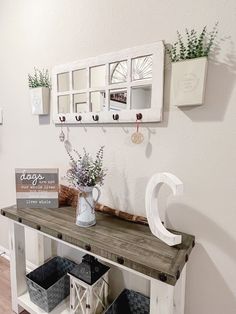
[26,256,76,312]
[105,289,150,314]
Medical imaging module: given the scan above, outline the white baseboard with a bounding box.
[0,244,36,272]
[26,260,36,272]
[0,244,9,260]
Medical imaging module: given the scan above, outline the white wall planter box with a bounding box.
[171,57,208,107]
[30,87,50,115]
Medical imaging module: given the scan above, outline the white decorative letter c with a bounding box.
[145,172,183,246]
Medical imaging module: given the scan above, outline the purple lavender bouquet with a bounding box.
[66,146,106,188]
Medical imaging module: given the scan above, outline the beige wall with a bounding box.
[0,0,236,313]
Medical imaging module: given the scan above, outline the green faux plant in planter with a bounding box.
[168,23,218,107]
[28,68,51,115]
[28,68,51,88]
[166,23,218,62]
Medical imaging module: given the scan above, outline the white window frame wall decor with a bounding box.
[52,41,164,124]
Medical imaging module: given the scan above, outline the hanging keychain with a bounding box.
[59,125,65,142]
[131,115,144,144]
[59,117,65,142]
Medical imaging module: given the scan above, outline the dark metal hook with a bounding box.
[136,113,142,120]
[92,115,99,122]
[75,115,82,122]
[59,116,66,122]
[113,114,119,121]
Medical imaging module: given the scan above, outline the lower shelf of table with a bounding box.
[18,292,70,314]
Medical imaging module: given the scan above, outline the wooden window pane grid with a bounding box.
[56,55,153,114]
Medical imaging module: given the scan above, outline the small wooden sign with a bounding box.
[15,168,59,209]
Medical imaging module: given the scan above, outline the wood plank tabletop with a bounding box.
[1,205,195,286]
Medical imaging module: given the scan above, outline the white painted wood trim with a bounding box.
[35,235,53,266]
[18,292,70,314]
[9,221,27,313]
[150,279,174,314]
[0,244,9,260]
[174,265,186,314]
[150,264,186,314]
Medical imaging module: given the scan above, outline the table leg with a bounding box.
[150,279,174,314]
[9,221,26,313]
[173,265,186,314]
[36,234,53,266]
[150,267,186,314]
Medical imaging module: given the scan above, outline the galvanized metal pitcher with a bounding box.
[76,186,101,227]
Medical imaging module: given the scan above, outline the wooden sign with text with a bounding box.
[15,168,59,209]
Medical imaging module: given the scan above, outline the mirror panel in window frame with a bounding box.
[52,41,164,124]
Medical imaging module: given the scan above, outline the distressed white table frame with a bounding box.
[9,220,187,314]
